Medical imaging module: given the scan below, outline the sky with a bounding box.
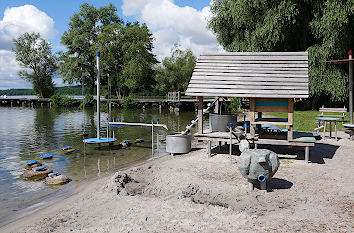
[0,0,221,90]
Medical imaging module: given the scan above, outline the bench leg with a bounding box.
[323,121,326,140]
[330,121,332,138]
[208,141,211,158]
[305,146,310,163]
[335,121,337,141]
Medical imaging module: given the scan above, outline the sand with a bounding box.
[1,131,353,233]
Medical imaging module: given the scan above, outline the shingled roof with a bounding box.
[185,52,308,98]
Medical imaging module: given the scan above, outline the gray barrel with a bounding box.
[166,133,191,154]
[209,114,237,132]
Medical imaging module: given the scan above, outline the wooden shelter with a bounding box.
[186,52,309,141]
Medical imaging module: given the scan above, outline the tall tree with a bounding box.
[12,32,56,98]
[59,3,122,94]
[97,22,157,97]
[209,0,354,104]
[155,46,196,95]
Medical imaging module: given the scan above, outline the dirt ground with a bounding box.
[1,131,353,233]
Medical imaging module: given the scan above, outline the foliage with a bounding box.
[229,97,241,112]
[155,46,196,95]
[12,32,57,98]
[97,22,157,97]
[120,95,139,108]
[209,0,354,102]
[50,94,78,107]
[81,94,95,107]
[59,3,122,94]
[0,89,35,96]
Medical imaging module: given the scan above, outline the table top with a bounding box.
[342,124,354,128]
[315,117,340,121]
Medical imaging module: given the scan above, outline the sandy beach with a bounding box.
[1,131,353,233]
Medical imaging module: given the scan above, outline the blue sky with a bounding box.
[0,0,219,89]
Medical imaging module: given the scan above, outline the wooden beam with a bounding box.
[198,96,204,134]
[250,98,255,136]
[288,98,294,140]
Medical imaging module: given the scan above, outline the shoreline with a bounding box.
[1,135,353,232]
[0,152,169,230]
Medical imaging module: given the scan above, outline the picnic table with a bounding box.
[315,117,339,140]
[342,124,354,140]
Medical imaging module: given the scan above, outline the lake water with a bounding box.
[0,106,196,226]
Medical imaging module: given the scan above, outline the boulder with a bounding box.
[20,169,53,180]
[44,174,71,185]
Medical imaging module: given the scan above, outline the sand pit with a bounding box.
[1,132,353,232]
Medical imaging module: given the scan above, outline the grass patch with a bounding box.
[263,110,349,132]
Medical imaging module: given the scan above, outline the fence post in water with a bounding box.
[157,119,160,156]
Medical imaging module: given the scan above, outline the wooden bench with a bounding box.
[318,107,347,123]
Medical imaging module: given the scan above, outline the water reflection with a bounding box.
[0,106,196,226]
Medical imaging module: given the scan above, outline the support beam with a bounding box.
[198,96,204,134]
[250,98,255,136]
[349,51,353,124]
[288,98,294,140]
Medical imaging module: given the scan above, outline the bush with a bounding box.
[229,97,241,112]
[51,94,77,107]
[80,94,95,108]
[121,95,139,108]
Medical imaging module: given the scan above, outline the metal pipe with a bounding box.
[258,174,266,182]
[229,123,232,164]
[96,52,101,139]
[151,120,154,156]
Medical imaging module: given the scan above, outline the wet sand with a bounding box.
[1,131,353,232]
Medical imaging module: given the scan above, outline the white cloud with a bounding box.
[0,5,57,50]
[0,5,58,89]
[122,0,221,61]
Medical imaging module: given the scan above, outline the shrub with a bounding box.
[121,95,139,108]
[81,94,95,108]
[51,94,77,107]
[229,97,241,112]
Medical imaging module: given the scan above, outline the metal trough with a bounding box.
[209,114,237,132]
[166,133,191,154]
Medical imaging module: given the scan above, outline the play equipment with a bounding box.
[44,173,71,185]
[61,146,75,153]
[41,153,53,159]
[238,149,279,190]
[166,133,192,155]
[209,113,237,132]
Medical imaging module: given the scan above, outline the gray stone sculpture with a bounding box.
[238,149,280,190]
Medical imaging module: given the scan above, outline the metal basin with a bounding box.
[166,133,191,154]
[209,114,237,132]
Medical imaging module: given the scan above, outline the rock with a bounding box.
[26,162,43,170]
[113,171,145,196]
[20,169,53,180]
[44,174,71,185]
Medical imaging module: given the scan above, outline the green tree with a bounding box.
[12,32,56,98]
[209,0,354,105]
[97,22,157,97]
[155,46,196,95]
[59,3,122,94]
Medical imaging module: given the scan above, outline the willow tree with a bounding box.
[12,32,56,98]
[209,0,354,106]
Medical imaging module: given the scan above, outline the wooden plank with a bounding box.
[199,55,308,61]
[200,52,308,56]
[193,72,307,78]
[187,84,308,90]
[288,98,294,140]
[250,121,291,126]
[198,96,203,134]
[185,92,308,98]
[194,66,308,74]
[196,62,308,68]
[250,98,256,136]
[185,88,308,95]
[191,76,308,82]
[189,80,308,86]
[254,139,315,147]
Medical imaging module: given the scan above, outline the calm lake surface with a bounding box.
[0,106,196,226]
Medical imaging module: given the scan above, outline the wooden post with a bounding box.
[349,50,353,124]
[214,98,219,114]
[198,96,204,134]
[250,98,256,136]
[288,98,294,140]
